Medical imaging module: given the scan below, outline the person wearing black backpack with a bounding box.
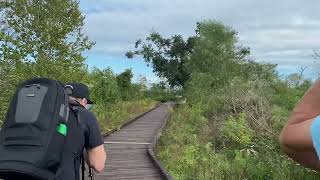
[0,78,106,180]
[57,83,106,180]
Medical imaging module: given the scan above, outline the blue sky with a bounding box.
[84,53,158,83]
[79,0,320,82]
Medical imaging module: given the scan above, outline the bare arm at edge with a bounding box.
[87,144,106,173]
[279,79,320,171]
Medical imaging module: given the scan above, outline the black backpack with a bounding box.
[0,78,73,180]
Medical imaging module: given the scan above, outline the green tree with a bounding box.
[186,21,250,89]
[126,32,195,88]
[89,68,121,108]
[184,21,251,105]
[0,0,94,123]
[240,61,278,82]
[116,69,133,101]
[0,0,94,82]
[127,21,250,89]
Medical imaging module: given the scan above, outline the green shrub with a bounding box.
[88,68,121,118]
[116,69,134,101]
[218,113,253,149]
[146,83,177,102]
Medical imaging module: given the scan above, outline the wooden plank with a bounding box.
[106,149,146,155]
[105,161,153,166]
[105,144,149,149]
[99,169,160,176]
[104,141,151,145]
[105,138,152,142]
[105,163,155,169]
[94,174,162,180]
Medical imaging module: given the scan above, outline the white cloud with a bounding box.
[80,0,320,73]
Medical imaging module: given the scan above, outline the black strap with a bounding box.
[70,104,95,180]
[81,154,94,180]
[81,154,85,180]
[89,167,94,180]
[70,106,81,124]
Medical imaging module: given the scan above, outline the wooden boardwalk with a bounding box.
[93,102,173,180]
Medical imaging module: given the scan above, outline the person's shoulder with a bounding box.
[80,108,98,122]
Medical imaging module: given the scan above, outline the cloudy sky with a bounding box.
[79,0,320,82]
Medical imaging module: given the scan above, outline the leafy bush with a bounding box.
[88,68,121,114]
[116,69,134,101]
[218,113,253,149]
[146,83,177,102]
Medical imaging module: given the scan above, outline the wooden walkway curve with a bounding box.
[93,102,174,180]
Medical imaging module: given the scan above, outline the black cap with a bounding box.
[65,83,94,104]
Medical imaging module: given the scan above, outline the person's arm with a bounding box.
[83,110,106,173]
[279,79,320,170]
[87,144,106,172]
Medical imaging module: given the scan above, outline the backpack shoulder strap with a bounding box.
[69,105,83,124]
[69,105,87,180]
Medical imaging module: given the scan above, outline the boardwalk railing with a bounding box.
[147,103,173,180]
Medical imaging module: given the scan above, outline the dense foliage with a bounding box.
[150,21,319,179]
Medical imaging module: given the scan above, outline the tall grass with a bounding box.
[94,99,158,134]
